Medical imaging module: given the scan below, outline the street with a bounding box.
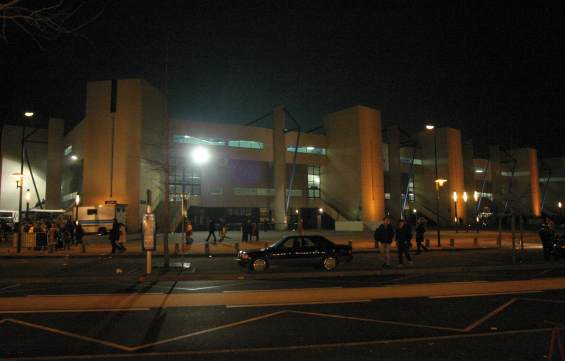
[1,247,565,360]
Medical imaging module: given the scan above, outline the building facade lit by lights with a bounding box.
[0,78,559,232]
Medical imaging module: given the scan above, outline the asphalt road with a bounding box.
[1,248,565,360]
[1,288,564,360]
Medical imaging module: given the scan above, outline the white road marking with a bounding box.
[226,299,371,308]
[463,298,518,332]
[8,328,554,360]
[0,283,20,291]
[429,290,543,299]
[223,286,343,293]
[0,308,150,314]
[175,286,221,291]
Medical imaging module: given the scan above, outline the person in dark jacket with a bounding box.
[109,218,124,253]
[374,217,395,268]
[241,219,250,242]
[539,219,555,261]
[396,220,413,266]
[415,217,429,254]
[205,219,217,244]
[75,224,84,245]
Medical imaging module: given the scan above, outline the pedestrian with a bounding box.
[415,217,429,254]
[205,218,217,244]
[118,223,127,252]
[65,219,75,245]
[298,217,304,236]
[185,219,193,245]
[539,219,555,262]
[242,219,250,242]
[253,220,260,241]
[47,222,57,253]
[109,218,124,253]
[374,216,395,268]
[218,218,226,242]
[75,223,84,246]
[396,219,413,267]
[250,221,257,241]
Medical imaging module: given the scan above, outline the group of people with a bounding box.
[241,219,260,242]
[0,218,85,251]
[373,216,428,268]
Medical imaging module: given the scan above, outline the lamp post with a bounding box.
[426,124,445,247]
[14,111,34,253]
[453,191,458,233]
[12,172,23,252]
[317,207,323,229]
[473,191,480,233]
[75,194,80,224]
[25,189,31,219]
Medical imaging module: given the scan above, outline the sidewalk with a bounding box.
[0,229,542,258]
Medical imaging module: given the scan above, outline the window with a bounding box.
[169,156,201,200]
[174,135,225,146]
[64,145,73,156]
[287,146,327,155]
[228,140,264,149]
[308,166,321,198]
[400,157,423,165]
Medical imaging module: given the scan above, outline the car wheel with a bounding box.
[321,256,337,271]
[249,257,268,272]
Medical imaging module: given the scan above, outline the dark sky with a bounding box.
[2,1,565,157]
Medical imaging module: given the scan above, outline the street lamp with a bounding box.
[453,191,459,233]
[559,201,563,217]
[25,189,31,219]
[75,194,80,225]
[190,146,211,165]
[427,123,443,247]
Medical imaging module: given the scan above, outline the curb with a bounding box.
[2,262,564,284]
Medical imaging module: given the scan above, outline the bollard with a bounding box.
[235,242,240,255]
[174,243,180,255]
[348,240,353,249]
[449,238,455,248]
[204,242,210,256]
[425,239,430,248]
[473,237,479,247]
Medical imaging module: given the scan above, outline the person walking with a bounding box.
[242,219,250,242]
[75,224,84,246]
[396,219,413,267]
[539,219,555,262]
[185,219,193,245]
[118,223,127,252]
[374,216,395,268]
[205,218,217,244]
[109,218,124,253]
[415,217,429,254]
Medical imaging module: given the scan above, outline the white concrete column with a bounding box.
[273,105,286,230]
[45,118,65,209]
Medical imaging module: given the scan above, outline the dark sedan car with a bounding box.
[237,235,353,272]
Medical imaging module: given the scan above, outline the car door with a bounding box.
[269,237,298,268]
[295,236,325,266]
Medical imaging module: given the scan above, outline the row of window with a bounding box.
[168,165,322,200]
[174,135,327,154]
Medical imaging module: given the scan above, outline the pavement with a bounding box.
[0,229,542,258]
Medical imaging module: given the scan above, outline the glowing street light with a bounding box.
[463,191,468,203]
[318,208,324,214]
[452,191,458,202]
[473,191,479,202]
[426,122,442,247]
[190,146,211,165]
[425,124,435,130]
[24,111,34,118]
[70,155,78,161]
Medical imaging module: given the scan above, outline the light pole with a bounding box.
[317,207,323,229]
[25,189,31,219]
[453,191,458,233]
[14,111,34,253]
[426,124,446,247]
[75,194,80,224]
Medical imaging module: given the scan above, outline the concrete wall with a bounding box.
[0,125,48,211]
[324,105,385,223]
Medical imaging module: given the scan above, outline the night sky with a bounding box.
[1,1,564,157]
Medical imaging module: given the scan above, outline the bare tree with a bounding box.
[0,0,105,44]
